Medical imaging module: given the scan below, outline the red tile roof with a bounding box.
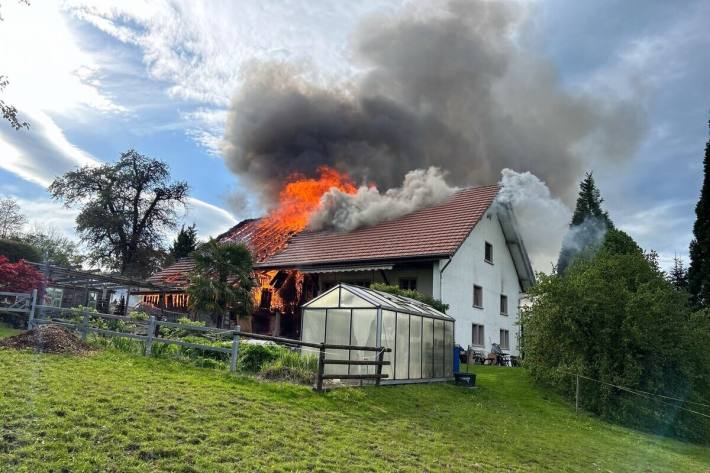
[256,184,500,268]
[145,257,195,288]
[147,184,499,283]
[146,219,265,288]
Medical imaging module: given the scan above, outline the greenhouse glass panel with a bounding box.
[408,315,422,379]
[381,310,396,380]
[340,288,374,308]
[433,319,444,378]
[324,309,351,376]
[306,287,341,308]
[350,309,377,375]
[301,309,326,346]
[422,317,433,378]
[395,313,410,380]
[444,321,454,377]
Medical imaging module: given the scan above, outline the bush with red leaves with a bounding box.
[0,255,44,293]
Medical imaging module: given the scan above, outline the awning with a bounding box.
[298,264,393,274]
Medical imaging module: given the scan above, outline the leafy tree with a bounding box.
[171,223,198,260]
[688,119,710,309]
[21,226,84,267]
[49,150,189,277]
[0,196,26,238]
[0,238,40,262]
[667,255,689,291]
[0,76,27,130]
[370,282,449,313]
[0,255,44,292]
[187,240,254,328]
[522,229,710,442]
[557,172,614,273]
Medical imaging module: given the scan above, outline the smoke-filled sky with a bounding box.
[0,0,708,271]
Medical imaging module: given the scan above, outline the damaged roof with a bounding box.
[256,184,500,269]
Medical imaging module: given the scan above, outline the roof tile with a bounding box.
[257,184,499,268]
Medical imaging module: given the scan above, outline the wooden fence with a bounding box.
[2,297,390,391]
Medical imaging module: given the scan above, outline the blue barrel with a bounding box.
[453,345,461,373]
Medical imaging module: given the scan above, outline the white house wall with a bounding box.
[437,210,522,355]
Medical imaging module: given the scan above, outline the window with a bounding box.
[499,329,510,350]
[472,324,485,347]
[44,287,63,308]
[473,285,483,308]
[345,280,371,287]
[398,278,417,291]
[485,241,493,263]
[500,294,508,316]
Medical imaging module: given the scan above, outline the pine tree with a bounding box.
[570,171,613,228]
[557,172,614,273]
[667,255,688,291]
[688,120,710,308]
[171,224,198,260]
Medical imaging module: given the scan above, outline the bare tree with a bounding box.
[0,196,27,238]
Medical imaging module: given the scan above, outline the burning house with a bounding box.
[142,177,534,355]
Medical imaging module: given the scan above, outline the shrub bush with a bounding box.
[259,349,317,385]
[522,229,710,443]
[370,282,449,313]
[238,343,285,372]
[0,238,41,263]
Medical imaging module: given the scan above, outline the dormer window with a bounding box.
[485,241,493,264]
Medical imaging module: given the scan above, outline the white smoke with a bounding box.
[556,216,608,272]
[309,167,457,232]
[496,169,571,273]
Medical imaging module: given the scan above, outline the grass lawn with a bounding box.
[1,349,708,472]
[0,322,24,339]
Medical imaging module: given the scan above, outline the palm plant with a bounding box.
[187,239,254,328]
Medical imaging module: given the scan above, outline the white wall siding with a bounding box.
[438,210,522,355]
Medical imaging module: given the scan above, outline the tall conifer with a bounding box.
[688,120,710,308]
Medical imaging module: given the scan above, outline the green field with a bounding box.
[0,322,24,339]
[0,348,708,472]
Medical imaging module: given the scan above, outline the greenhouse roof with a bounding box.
[303,283,455,321]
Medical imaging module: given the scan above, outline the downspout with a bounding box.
[439,256,453,301]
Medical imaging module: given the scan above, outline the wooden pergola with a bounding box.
[29,262,181,315]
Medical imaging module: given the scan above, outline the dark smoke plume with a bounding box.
[223,0,644,206]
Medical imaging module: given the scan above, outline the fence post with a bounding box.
[230,325,241,373]
[315,343,326,392]
[145,316,156,356]
[27,289,37,329]
[81,307,89,341]
[375,348,385,387]
[575,373,580,415]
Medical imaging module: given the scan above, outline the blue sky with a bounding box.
[0,0,707,270]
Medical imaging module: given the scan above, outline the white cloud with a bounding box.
[0,0,125,116]
[0,0,240,248]
[61,0,406,153]
[617,200,695,271]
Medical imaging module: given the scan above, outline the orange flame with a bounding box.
[252,166,357,261]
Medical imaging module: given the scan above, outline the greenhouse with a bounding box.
[301,283,455,384]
